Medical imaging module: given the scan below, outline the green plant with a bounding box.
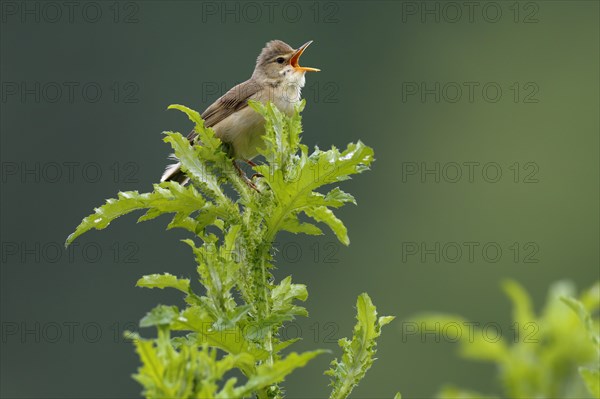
[411,280,600,399]
[66,100,395,399]
[562,285,600,398]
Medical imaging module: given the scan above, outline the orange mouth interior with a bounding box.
[290,41,320,72]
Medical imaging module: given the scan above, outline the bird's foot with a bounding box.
[244,177,259,192]
[233,160,260,192]
[243,159,264,182]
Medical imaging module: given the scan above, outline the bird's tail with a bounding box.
[161,157,189,184]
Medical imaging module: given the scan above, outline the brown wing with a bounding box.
[186,79,262,142]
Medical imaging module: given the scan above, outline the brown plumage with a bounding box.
[255,40,294,68]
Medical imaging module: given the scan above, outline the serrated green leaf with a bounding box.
[167,104,205,129]
[136,273,190,294]
[163,132,224,200]
[220,350,325,399]
[322,187,357,207]
[274,338,301,352]
[273,276,308,302]
[131,337,168,395]
[66,182,206,245]
[326,293,394,399]
[304,206,349,245]
[167,104,253,200]
[269,276,309,321]
[132,329,258,399]
[140,305,179,328]
[247,101,373,246]
[171,305,268,361]
[280,214,323,236]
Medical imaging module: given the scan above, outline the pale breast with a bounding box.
[274,71,305,115]
[213,106,265,160]
[213,73,305,160]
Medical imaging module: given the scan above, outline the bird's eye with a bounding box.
[276,57,285,64]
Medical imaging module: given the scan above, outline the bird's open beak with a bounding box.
[290,41,320,72]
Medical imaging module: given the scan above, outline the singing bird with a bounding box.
[161,40,320,184]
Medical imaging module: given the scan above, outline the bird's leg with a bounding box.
[233,160,259,192]
[244,159,264,180]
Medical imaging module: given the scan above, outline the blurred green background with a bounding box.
[1,1,598,397]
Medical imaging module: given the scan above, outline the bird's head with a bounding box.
[253,40,320,86]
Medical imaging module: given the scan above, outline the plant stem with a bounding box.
[260,256,274,365]
[258,243,278,398]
